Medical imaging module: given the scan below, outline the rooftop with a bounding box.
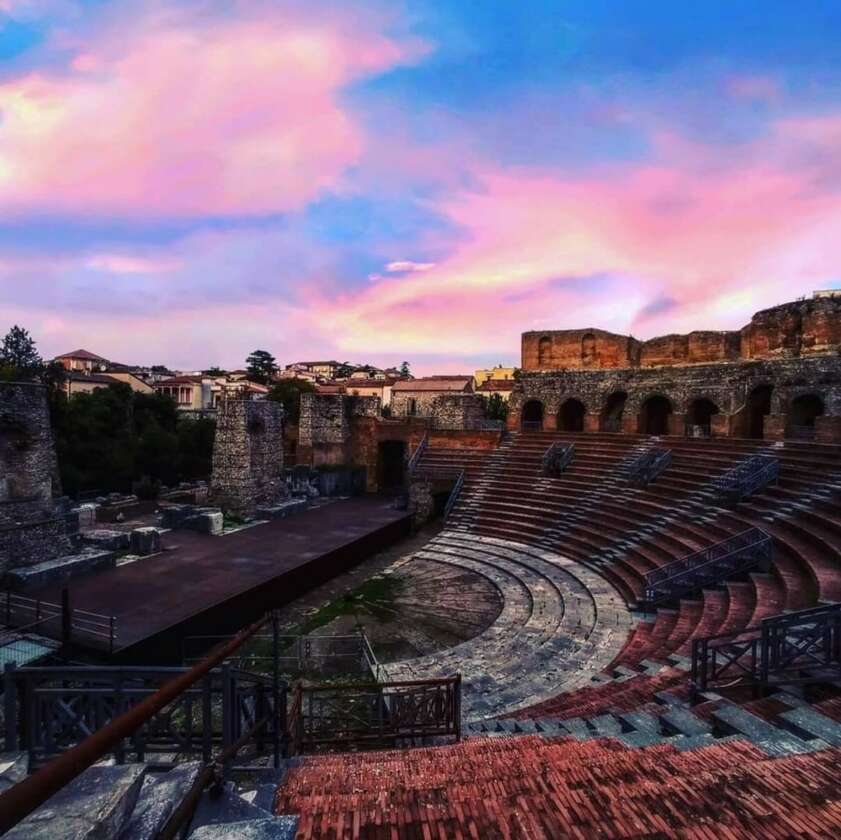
[55,349,108,362]
[392,376,472,392]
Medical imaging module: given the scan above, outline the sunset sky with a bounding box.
[2,1,840,374]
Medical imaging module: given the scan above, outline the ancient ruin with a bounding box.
[210,398,286,516]
[513,295,841,441]
[0,382,74,578]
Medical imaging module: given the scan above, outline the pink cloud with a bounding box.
[385,260,436,273]
[0,3,425,217]
[310,111,841,358]
[725,74,781,104]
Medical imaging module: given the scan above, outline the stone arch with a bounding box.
[521,399,545,431]
[538,336,552,367]
[601,391,627,432]
[581,332,597,367]
[640,394,673,436]
[789,393,824,430]
[687,397,720,435]
[746,384,774,439]
[558,398,586,432]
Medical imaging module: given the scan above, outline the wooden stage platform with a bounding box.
[31,497,411,662]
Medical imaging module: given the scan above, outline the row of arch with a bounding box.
[521,386,826,437]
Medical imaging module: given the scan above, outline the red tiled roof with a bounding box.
[155,376,203,385]
[392,376,472,392]
[55,349,108,361]
[477,379,514,391]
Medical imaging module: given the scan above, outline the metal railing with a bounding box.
[407,433,429,474]
[692,602,841,694]
[626,447,672,486]
[1,591,117,653]
[644,527,772,605]
[685,423,711,438]
[287,675,461,755]
[0,615,270,834]
[541,441,575,476]
[713,455,779,506]
[443,470,465,521]
[2,663,281,770]
[182,632,378,679]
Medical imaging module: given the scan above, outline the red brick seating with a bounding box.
[277,735,841,838]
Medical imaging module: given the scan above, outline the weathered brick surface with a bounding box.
[511,351,841,439]
[523,297,841,372]
[210,399,286,516]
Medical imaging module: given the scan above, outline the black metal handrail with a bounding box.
[692,602,841,694]
[626,447,672,485]
[644,527,772,604]
[541,441,575,476]
[0,616,269,834]
[713,454,779,504]
[444,470,465,520]
[407,433,429,474]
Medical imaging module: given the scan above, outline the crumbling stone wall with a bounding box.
[510,356,841,440]
[523,297,841,372]
[210,399,285,516]
[0,382,73,575]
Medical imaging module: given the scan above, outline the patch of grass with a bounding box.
[298,574,405,634]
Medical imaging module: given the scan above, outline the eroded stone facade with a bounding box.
[0,382,73,576]
[513,297,841,441]
[210,399,286,516]
[523,296,841,372]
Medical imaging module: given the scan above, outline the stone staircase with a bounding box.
[0,758,298,839]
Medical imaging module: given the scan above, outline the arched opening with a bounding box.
[377,440,407,492]
[687,398,719,437]
[521,400,544,431]
[789,394,824,435]
[538,336,552,367]
[747,385,773,439]
[601,391,627,432]
[559,398,586,432]
[640,395,673,436]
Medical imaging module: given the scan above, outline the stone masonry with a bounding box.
[0,382,74,576]
[210,399,286,517]
[512,297,841,441]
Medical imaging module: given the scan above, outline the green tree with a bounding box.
[0,325,43,380]
[203,367,227,377]
[246,349,279,384]
[484,393,509,422]
[336,361,355,379]
[399,361,411,378]
[266,377,316,424]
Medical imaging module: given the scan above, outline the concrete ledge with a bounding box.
[255,498,309,520]
[6,548,117,589]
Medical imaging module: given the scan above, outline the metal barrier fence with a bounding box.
[692,602,841,694]
[713,455,780,505]
[288,675,461,754]
[182,632,378,679]
[1,590,117,653]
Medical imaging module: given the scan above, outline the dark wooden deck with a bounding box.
[32,498,411,660]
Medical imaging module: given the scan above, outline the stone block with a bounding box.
[75,503,98,528]
[190,817,299,840]
[4,763,146,840]
[118,762,202,840]
[5,549,116,589]
[0,752,28,794]
[130,527,161,556]
[83,529,131,551]
[255,498,308,521]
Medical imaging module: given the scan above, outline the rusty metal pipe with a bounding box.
[0,615,268,835]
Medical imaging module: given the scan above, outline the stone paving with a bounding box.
[382,530,632,718]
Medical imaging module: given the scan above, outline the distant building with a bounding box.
[391,376,474,418]
[154,374,268,415]
[62,369,154,397]
[55,349,109,373]
[477,378,514,401]
[474,365,517,389]
[285,361,342,380]
[344,378,397,407]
